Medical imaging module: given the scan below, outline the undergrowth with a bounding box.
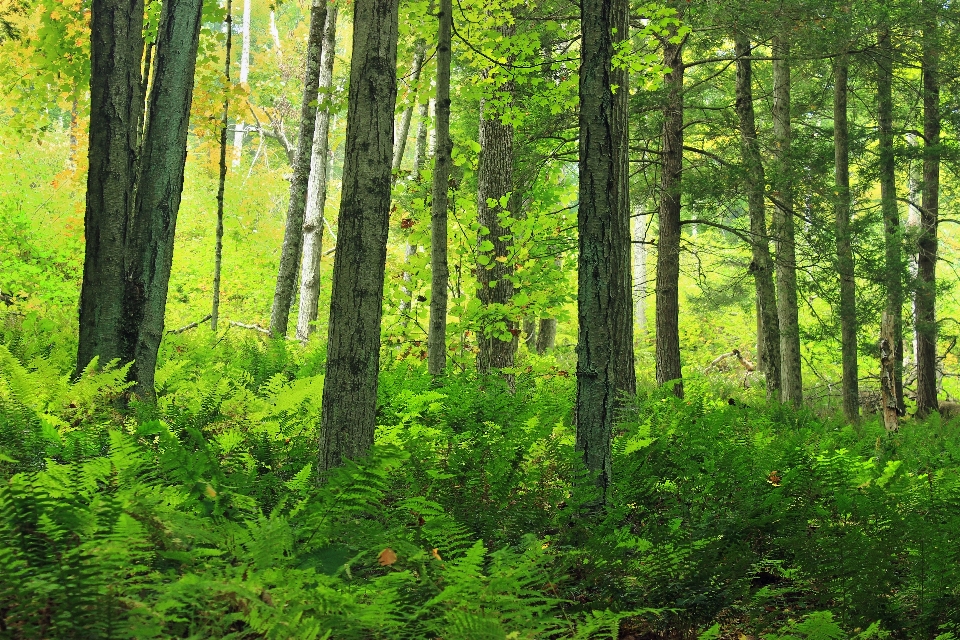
[1,323,959,639]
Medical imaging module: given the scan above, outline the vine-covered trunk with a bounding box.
[916,9,940,417]
[575,0,634,494]
[269,0,327,337]
[476,86,517,375]
[212,0,233,334]
[877,29,904,413]
[771,35,802,405]
[77,0,144,378]
[655,33,683,397]
[296,5,338,342]
[834,53,859,421]
[127,0,205,400]
[734,34,781,401]
[427,0,452,377]
[319,0,399,470]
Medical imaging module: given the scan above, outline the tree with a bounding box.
[915,1,940,417]
[296,5,339,342]
[427,0,452,377]
[212,0,234,333]
[268,0,328,338]
[833,47,859,421]
[655,28,684,397]
[733,32,781,401]
[77,0,205,401]
[771,34,802,405]
[575,0,635,493]
[231,0,251,167]
[319,0,400,470]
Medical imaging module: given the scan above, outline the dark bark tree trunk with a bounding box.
[126,0,205,400]
[834,53,859,421]
[269,0,328,337]
[319,0,399,470]
[655,32,684,397]
[575,0,635,494]
[212,0,233,334]
[877,29,904,414]
[296,4,339,342]
[734,34,781,401]
[476,84,516,374]
[523,317,537,350]
[77,0,144,378]
[536,317,556,354]
[427,0,452,377]
[916,8,940,417]
[771,35,802,406]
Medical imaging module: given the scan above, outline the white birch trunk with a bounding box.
[907,133,921,366]
[295,5,338,342]
[231,0,252,166]
[632,205,647,332]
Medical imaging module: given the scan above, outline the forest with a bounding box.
[1,0,960,637]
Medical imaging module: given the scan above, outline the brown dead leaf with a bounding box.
[378,548,398,566]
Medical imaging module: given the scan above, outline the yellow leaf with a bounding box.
[204,484,217,498]
[431,548,442,561]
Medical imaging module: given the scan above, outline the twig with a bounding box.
[229,320,271,335]
[167,314,212,334]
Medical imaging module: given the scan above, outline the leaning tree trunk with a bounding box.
[575,0,634,494]
[476,87,517,374]
[734,34,781,401]
[76,0,144,379]
[269,0,328,337]
[319,0,399,471]
[296,4,339,342]
[877,29,904,414]
[427,0,452,377]
[916,9,940,417]
[231,0,251,166]
[834,53,859,421]
[212,0,233,333]
[771,35,802,405]
[392,36,428,180]
[127,0,205,400]
[655,32,684,397]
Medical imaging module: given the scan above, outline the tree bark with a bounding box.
[127,0,205,399]
[734,34,781,402]
[916,8,940,417]
[536,317,556,354]
[575,0,635,494]
[212,0,233,333]
[319,0,399,471]
[877,29,904,414]
[834,53,859,421]
[906,133,921,368]
[392,38,428,179]
[427,0,452,377]
[231,0,251,166]
[476,88,517,374]
[771,35,802,405]
[76,0,144,379]
[655,32,684,397]
[880,311,899,431]
[296,5,339,342]
[269,0,328,337]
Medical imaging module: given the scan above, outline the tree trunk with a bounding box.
[834,53,859,421]
[632,205,647,334]
[734,34,781,402]
[880,311,899,431]
[476,88,517,374]
[655,32,684,397]
[536,317,556,354]
[76,0,145,378]
[771,35,802,405]
[427,0,452,377]
[916,9,940,417]
[212,0,233,334]
[877,29,904,414]
[575,0,634,494]
[906,133,921,368]
[269,0,328,337]
[127,0,205,399]
[523,317,537,350]
[296,5,339,342]
[319,0,399,471]
[392,38,427,180]
[231,0,251,166]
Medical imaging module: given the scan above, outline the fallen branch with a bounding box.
[229,321,271,335]
[167,314,212,335]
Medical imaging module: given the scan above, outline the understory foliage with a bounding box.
[1,324,960,639]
